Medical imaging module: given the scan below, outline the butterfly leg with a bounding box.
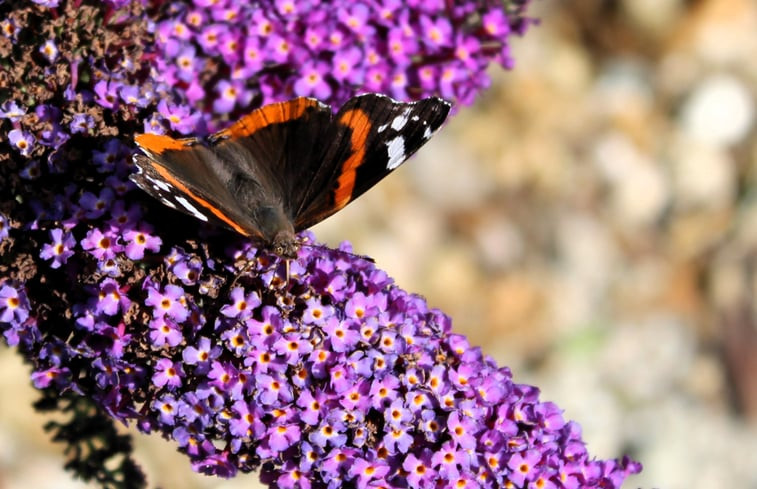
[227,246,263,291]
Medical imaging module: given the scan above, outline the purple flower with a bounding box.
[507,449,543,487]
[39,39,59,63]
[267,423,301,452]
[80,228,120,261]
[172,258,203,286]
[183,337,221,374]
[0,285,30,324]
[145,284,189,322]
[387,28,417,66]
[266,34,292,64]
[174,46,198,82]
[95,278,131,316]
[212,79,246,114]
[92,139,125,174]
[154,395,179,425]
[94,80,119,109]
[419,15,453,50]
[482,8,511,38]
[221,287,261,319]
[309,420,347,449]
[153,358,183,389]
[122,228,162,260]
[197,23,223,52]
[19,159,41,180]
[0,18,19,40]
[294,62,332,99]
[31,366,68,389]
[79,188,115,219]
[69,113,95,134]
[149,316,183,347]
[403,452,436,487]
[0,213,9,242]
[0,100,26,121]
[349,457,390,487]
[228,399,263,438]
[218,31,241,65]
[431,440,470,479]
[156,100,201,135]
[454,34,482,70]
[8,129,35,157]
[119,85,142,107]
[337,3,371,36]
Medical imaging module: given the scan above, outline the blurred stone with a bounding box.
[626,400,757,489]
[670,135,736,210]
[408,123,494,212]
[471,211,524,271]
[601,317,697,401]
[671,0,757,65]
[680,74,754,146]
[550,215,617,328]
[621,0,685,35]
[669,209,731,258]
[593,59,655,122]
[593,132,669,228]
[483,273,549,352]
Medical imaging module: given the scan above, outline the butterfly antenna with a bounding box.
[300,242,376,264]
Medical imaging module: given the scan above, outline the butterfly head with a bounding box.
[270,230,300,259]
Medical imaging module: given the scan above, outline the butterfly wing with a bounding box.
[132,98,335,242]
[208,97,333,218]
[292,93,451,230]
[131,134,264,237]
[131,95,451,243]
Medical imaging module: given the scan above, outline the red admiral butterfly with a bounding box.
[131,93,451,258]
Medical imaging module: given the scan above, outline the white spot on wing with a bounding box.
[146,175,171,192]
[378,123,388,133]
[423,126,433,140]
[175,195,209,221]
[385,136,406,170]
[391,108,413,131]
[160,198,178,210]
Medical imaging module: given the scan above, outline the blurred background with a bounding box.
[2,0,757,487]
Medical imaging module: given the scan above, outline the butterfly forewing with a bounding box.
[208,97,333,217]
[132,135,264,237]
[293,94,451,230]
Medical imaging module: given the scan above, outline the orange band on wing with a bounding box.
[150,162,251,237]
[135,133,192,154]
[333,108,370,209]
[216,97,321,138]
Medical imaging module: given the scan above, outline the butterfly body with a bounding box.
[131,94,451,258]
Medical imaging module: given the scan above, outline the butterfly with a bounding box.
[131,93,451,259]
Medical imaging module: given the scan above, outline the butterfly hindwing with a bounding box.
[293,93,451,230]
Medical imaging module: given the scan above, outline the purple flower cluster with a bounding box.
[149,0,534,133]
[0,0,640,487]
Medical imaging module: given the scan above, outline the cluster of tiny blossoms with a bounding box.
[0,0,641,487]
[150,0,533,133]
